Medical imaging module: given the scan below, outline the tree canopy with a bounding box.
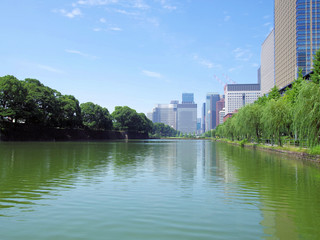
[80,102,112,130]
[215,51,320,148]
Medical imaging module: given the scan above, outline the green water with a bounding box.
[1,140,320,240]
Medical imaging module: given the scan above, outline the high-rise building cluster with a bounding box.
[148,93,197,134]
[148,1,320,135]
[261,0,320,94]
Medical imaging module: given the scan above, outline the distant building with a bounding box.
[147,112,153,121]
[197,118,201,135]
[216,98,225,126]
[205,93,220,131]
[182,93,194,104]
[177,102,197,134]
[257,67,261,86]
[261,29,275,95]
[225,84,261,114]
[201,103,206,134]
[219,108,225,126]
[223,113,234,123]
[151,103,178,129]
[150,94,197,134]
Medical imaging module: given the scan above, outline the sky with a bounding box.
[0,0,274,116]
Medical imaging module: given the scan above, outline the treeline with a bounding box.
[0,75,179,137]
[214,51,320,148]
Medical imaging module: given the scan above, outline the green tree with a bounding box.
[310,50,320,84]
[112,106,152,133]
[267,86,281,101]
[23,78,59,126]
[261,98,292,146]
[293,81,320,147]
[0,75,27,123]
[58,95,82,128]
[80,102,112,130]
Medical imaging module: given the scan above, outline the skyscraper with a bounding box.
[201,102,206,134]
[182,93,194,104]
[177,94,197,134]
[151,103,178,129]
[216,98,225,126]
[274,0,320,90]
[261,29,275,95]
[205,93,220,131]
[150,94,197,134]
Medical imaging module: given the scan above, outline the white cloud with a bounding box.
[147,18,160,27]
[92,26,122,32]
[65,49,97,59]
[252,63,259,68]
[264,22,271,27]
[58,8,82,18]
[263,15,270,19]
[159,0,177,11]
[224,15,231,22]
[142,70,162,78]
[233,47,253,62]
[133,0,150,9]
[100,17,106,23]
[37,64,64,74]
[194,55,222,69]
[114,9,139,16]
[109,27,122,31]
[77,0,118,6]
[228,65,243,72]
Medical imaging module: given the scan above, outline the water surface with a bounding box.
[1,140,320,239]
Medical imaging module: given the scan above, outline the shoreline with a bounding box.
[212,138,320,163]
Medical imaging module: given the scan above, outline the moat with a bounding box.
[1,140,320,239]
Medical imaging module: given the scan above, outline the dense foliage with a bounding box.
[112,106,153,132]
[0,75,174,136]
[151,122,180,138]
[80,102,112,130]
[215,55,320,147]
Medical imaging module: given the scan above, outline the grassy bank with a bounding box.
[212,138,320,162]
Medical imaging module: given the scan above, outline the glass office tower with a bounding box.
[182,93,194,104]
[275,0,320,89]
[296,0,320,76]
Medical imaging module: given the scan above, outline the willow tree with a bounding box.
[261,98,292,146]
[294,81,320,147]
[310,50,320,84]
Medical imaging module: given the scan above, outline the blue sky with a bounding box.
[0,0,274,115]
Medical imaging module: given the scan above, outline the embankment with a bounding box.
[0,125,148,141]
[213,138,320,162]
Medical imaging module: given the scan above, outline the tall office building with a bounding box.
[261,29,275,95]
[151,94,197,134]
[151,102,178,129]
[177,93,197,134]
[216,98,225,126]
[225,84,261,114]
[201,103,206,134]
[257,67,261,86]
[182,93,194,104]
[205,93,220,131]
[275,0,320,89]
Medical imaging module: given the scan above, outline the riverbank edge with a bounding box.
[212,138,320,162]
[0,125,149,141]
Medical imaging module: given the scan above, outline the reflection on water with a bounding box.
[0,140,320,239]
